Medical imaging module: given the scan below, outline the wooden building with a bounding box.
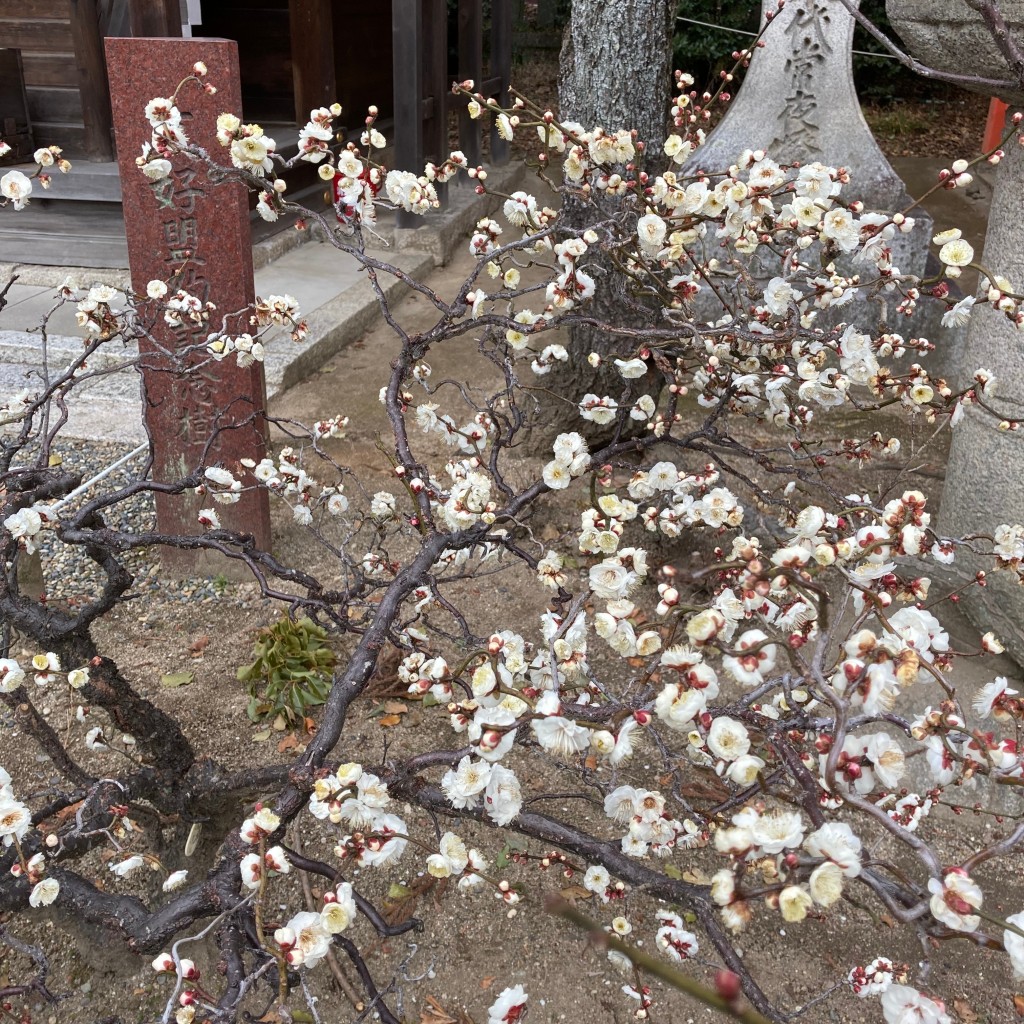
[0,0,515,264]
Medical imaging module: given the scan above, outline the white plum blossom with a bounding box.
[29,878,60,907]
[880,985,951,1024]
[281,910,332,969]
[1004,911,1024,979]
[0,659,26,693]
[484,765,522,826]
[487,986,528,1024]
[1,170,33,210]
[320,883,357,933]
[928,869,982,932]
[441,756,492,809]
[804,822,862,877]
[0,793,30,847]
[707,717,750,761]
[109,855,146,877]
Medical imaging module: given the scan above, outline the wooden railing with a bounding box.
[392,0,513,226]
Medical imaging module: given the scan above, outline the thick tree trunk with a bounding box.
[558,0,676,154]
[531,0,676,447]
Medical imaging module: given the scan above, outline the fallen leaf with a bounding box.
[303,716,317,735]
[160,671,194,688]
[277,735,299,754]
[953,999,979,1024]
[48,453,62,467]
[383,700,409,714]
[252,730,271,742]
[379,714,402,727]
[37,800,84,833]
[559,884,592,903]
[189,635,209,657]
[681,868,710,885]
[1013,994,1024,1017]
[880,913,896,929]
[479,976,496,990]
[584,754,598,771]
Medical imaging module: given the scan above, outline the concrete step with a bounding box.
[4,161,123,202]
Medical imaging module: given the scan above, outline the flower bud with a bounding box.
[152,953,175,973]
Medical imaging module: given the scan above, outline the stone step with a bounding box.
[4,161,123,202]
[0,358,146,444]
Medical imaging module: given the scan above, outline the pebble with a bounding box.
[27,439,245,606]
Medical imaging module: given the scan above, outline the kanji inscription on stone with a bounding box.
[684,0,912,213]
[106,37,272,568]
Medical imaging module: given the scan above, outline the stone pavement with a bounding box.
[0,164,524,443]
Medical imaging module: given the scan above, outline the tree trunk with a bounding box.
[558,0,676,155]
[531,0,676,448]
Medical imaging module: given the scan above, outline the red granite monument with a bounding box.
[106,37,272,569]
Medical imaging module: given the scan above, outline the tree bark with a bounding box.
[558,0,676,154]
[531,0,676,447]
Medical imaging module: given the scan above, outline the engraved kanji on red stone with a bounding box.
[106,37,272,568]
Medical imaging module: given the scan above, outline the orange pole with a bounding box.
[984,97,1009,151]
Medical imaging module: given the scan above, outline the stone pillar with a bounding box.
[937,138,1024,662]
[685,1,968,381]
[105,38,272,573]
[689,2,907,205]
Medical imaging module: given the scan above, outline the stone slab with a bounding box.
[106,36,272,561]
[0,356,145,444]
[262,249,435,397]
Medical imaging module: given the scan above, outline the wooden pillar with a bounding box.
[290,0,336,124]
[392,0,423,228]
[489,0,513,165]
[457,0,482,169]
[424,0,448,205]
[127,0,183,36]
[69,0,114,161]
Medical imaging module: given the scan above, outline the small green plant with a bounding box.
[237,615,336,723]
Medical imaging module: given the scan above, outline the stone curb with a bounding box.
[262,249,435,399]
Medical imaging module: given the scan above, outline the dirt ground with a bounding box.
[3,55,1024,1024]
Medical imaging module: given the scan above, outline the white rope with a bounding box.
[675,13,901,59]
